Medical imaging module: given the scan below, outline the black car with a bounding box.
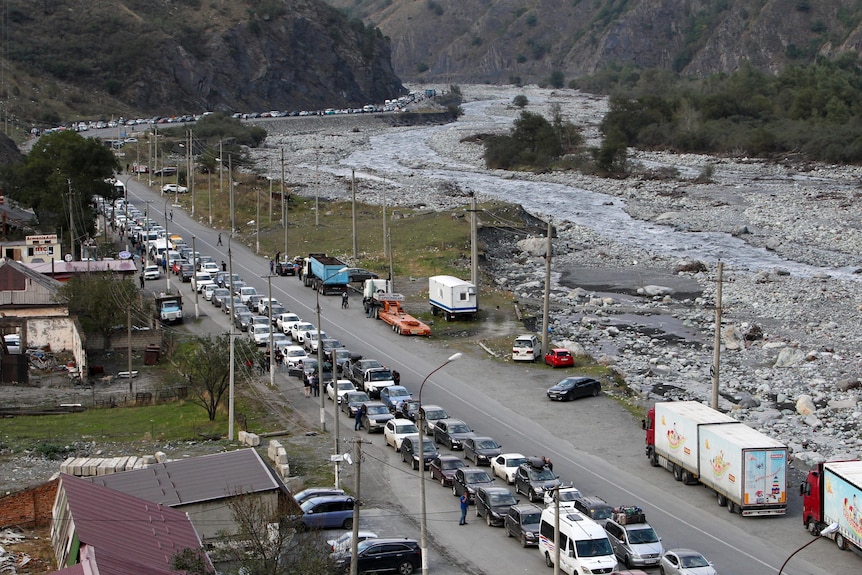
[573,495,615,527]
[400,434,438,470]
[302,358,334,384]
[514,457,561,503]
[341,390,371,416]
[451,467,494,502]
[395,399,420,421]
[474,486,519,527]
[336,538,421,575]
[429,455,466,486]
[504,503,543,547]
[345,267,379,283]
[433,419,474,450]
[235,312,254,332]
[463,436,502,466]
[179,263,194,282]
[546,376,601,401]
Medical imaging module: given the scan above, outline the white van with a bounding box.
[513,334,541,362]
[538,507,617,574]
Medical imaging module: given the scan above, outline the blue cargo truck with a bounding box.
[303,254,349,295]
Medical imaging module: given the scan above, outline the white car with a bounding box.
[491,453,527,484]
[304,330,328,353]
[202,261,220,276]
[203,283,217,301]
[383,418,419,450]
[283,345,308,372]
[257,297,280,314]
[544,485,582,508]
[192,272,215,293]
[270,333,290,350]
[238,286,258,304]
[291,322,316,343]
[161,184,188,194]
[143,265,161,280]
[276,312,301,333]
[327,531,378,555]
[658,549,717,575]
[250,324,271,346]
[326,379,356,403]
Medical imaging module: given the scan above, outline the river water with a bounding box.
[329,98,860,281]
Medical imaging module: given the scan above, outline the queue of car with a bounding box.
[117,190,717,574]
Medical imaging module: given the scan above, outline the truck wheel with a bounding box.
[431,306,438,316]
[544,552,553,568]
[672,465,683,481]
[717,493,728,507]
[681,469,693,484]
[648,449,659,467]
[836,533,847,550]
[727,502,737,514]
[806,517,820,535]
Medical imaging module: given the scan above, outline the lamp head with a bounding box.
[447,353,463,362]
[821,522,840,536]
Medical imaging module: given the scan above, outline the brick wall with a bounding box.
[0,478,59,528]
[85,327,162,352]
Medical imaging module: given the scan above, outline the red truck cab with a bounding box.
[642,407,656,463]
[800,468,823,533]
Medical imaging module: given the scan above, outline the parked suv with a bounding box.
[335,538,421,575]
[298,495,355,530]
[451,467,494,502]
[399,435,438,470]
[504,503,543,547]
[573,495,615,527]
[512,334,540,361]
[474,485,519,527]
[433,418,473,450]
[514,457,560,503]
[361,401,394,433]
[604,506,663,569]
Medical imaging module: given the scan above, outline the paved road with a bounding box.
[125,178,859,575]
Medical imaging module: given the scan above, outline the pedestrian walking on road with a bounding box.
[217,233,223,246]
[169,210,173,221]
[139,274,145,289]
[459,492,469,525]
[270,260,275,274]
[341,290,349,309]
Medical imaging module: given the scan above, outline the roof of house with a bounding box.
[58,474,210,575]
[26,259,138,276]
[0,258,62,293]
[86,448,286,507]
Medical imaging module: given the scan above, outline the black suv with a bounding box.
[400,435,438,470]
[451,467,494,502]
[433,419,474,450]
[474,485,519,527]
[573,495,615,527]
[514,457,560,503]
[504,503,542,547]
[336,538,421,575]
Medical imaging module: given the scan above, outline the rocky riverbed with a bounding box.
[253,84,862,466]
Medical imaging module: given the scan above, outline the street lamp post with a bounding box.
[228,234,236,441]
[418,352,462,575]
[163,199,171,293]
[777,522,839,575]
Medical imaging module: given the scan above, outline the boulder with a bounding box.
[796,395,816,416]
[774,347,805,368]
[638,285,675,297]
[516,237,547,257]
[722,326,744,350]
[836,378,861,391]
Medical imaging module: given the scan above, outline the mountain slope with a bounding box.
[326,0,862,83]
[3,0,404,124]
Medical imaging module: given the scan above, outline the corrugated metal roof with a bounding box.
[58,474,211,575]
[86,448,285,506]
[0,259,61,293]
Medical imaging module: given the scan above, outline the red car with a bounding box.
[544,348,574,368]
[429,455,466,486]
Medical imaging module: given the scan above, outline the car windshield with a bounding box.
[390,388,410,397]
[576,538,613,558]
[628,527,659,544]
[477,439,499,449]
[396,424,417,434]
[558,380,576,389]
[366,405,389,415]
[465,471,491,483]
[590,507,613,520]
[422,442,437,453]
[442,459,464,470]
[349,394,369,403]
[337,382,354,391]
[558,491,579,501]
[681,555,710,568]
[515,339,532,347]
[287,349,305,358]
[528,467,555,481]
[522,512,541,525]
[425,409,446,420]
[448,423,470,434]
[369,370,393,381]
[507,457,527,467]
[488,492,517,506]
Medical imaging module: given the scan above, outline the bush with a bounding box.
[513,94,529,108]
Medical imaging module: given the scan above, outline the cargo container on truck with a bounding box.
[303,254,349,295]
[644,401,788,516]
[429,275,478,320]
[801,460,862,553]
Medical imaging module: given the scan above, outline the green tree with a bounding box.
[3,131,119,245]
[512,94,529,108]
[54,273,142,351]
[511,111,562,160]
[175,335,256,422]
[548,70,565,89]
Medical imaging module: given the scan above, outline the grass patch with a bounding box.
[1,401,224,449]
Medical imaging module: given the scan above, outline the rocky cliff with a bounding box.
[326,0,862,83]
[4,0,404,121]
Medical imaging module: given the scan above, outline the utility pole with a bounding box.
[351,169,358,258]
[332,347,341,489]
[229,154,235,235]
[711,261,724,409]
[281,148,288,258]
[192,236,199,319]
[349,437,362,575]
[470,194,478,287]
[553,484,560,575]
[541,218,552,356]
[382,184,388,258]
[127,305,132,394]
[228,235,235,440]
[67,181,75,261]
[387,230,395,294]
[314,148,320,228]
[218,140,223,226]
[267,274,274,387]
[255,187,260,254]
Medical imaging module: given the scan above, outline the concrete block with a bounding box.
[268,440,282,460]
[247,433,260,447]
[277,463,290,478]
[238,430,248,444]
[60,457,75,475]
[140,454,156,465]
[275,447,289,466]
[155,451,167,463]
